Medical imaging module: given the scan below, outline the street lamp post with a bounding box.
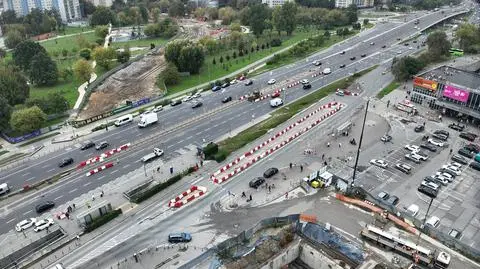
[143,163,147,177]
[351,99,370,186]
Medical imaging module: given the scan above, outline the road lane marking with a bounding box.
[41,164,50,169]
[23,210,32,216]
[97,175,106,180]
[110,170,118,175]
[186,136,193,140]
[177,139,185,144]
[135,159,141,163]
[167,145,174,149]
[54,195,64,200]
[21,172,31,177]
[6,218,16,224]
[83,182,91,187]
[25,177,35,181]
[68,188,78,194]
[136,133,143,137]
[124,164,130,168]
[47,168,55,173]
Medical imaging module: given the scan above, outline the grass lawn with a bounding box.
[165,29,322,95]
[377,81,400,99]
[109,37,169,49]
[30,79,80,107]
[216,66,377,157]
[40,32,97,53]
[56,26,93,36]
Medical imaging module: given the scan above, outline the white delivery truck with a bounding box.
[138,112,158,128]
[270,98,283,108]
[141,148,164,163]
[114,114,133,127]
[323,68,331,75]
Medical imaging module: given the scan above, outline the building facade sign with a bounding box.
[413,77,438,91]
[443,85,470,103]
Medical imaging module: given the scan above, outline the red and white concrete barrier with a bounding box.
[287,81,300,88]
[85,162,115,177]
[168,185,207,208]
[77,143,131,169]
[211,102,343,183]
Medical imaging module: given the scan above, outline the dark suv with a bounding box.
[451,154,468,165]
[36,201,55,213]
[222,96,232,103]
[448,123,465,131]
[465,144,480,153]
[458,148,474,158]
[249,177,265,189]
[460,132,477,142]
[263,168,279,178]
[433,130,449,138]
[168,232,192,243]
[80,141,95,150]
[58,158,74,167]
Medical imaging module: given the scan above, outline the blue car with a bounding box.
[168,232,192,243]
[212,86,221,92]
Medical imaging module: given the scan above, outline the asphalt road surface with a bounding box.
[0,6,469,234]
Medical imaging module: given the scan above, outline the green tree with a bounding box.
[10,106,47,134]
[456,23,480,53]
[4,30,26,49]
[0,10,18,25]
[159,0,170,13]
[168,0,185,17]
[80,0,96,16]
[0,97,12,131]
[95,25,109,38]
[76,35,91,49]
[158,63,180,86]
[230,22,242,32]
[218,7,235,25]
[13,40,47,72]
[363,18,369,25]
[178,45,205,74]
[281,2,297,35]
[248,3,270,37]
[117,46,130,63]
[29,52,58,86]
[346,4,358,24]
[144,23,159,37]
[426,31,451,57]
[206,7,218,20]
[392,56,425,81]
[272,7,283,35]
[93,47,117,69]
[212,58,216,64]
[73,59,93,83]
[165,39,192,68]
[90,6,116,26]
[0,48,6,58]
[45,93,69,113]
[0,65,29,106]
[79,48,92,60]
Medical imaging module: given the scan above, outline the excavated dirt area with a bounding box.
[78,51,165,120]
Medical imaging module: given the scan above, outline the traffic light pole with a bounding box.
[416,197,434,245]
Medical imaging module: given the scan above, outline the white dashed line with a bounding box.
[47,168,55,173]
[23,210,32,216]
[26,177,35,181]
[21,172,31,177]
[124,164,130,168]
[167,145,174,149]
[54,195,64,201]
[6,218,16,224]
[83,182,91,187]
[110,170,118,175]
[98,175,106,180]
[68,188,78,194]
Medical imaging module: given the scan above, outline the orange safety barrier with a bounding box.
[300,214,317,223]
[336,194,419,235]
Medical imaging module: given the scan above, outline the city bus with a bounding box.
[361,225,451,268]
[449,48,464,56]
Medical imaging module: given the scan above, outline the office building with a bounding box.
[2,0,81,22]
[261,0,293,8]
[335,0,374,8]
[410,65,480,124]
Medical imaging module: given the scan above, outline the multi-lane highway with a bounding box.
[0,6,469,235]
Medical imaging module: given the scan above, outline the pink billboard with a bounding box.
[443,85,470,103]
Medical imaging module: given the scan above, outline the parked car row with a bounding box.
[15,217,55,233]
[249,167,279,189]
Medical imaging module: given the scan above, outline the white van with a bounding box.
[0,183,9,195]
[114,114,133,127]
[323,68,331,75]
[426,216,440,228]
[407,204,419,217]
[270,98,283,108]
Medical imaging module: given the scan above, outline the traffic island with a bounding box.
[168,185,207,208]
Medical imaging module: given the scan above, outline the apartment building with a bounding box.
[2,0,81,22]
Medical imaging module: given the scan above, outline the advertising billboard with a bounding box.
[443,85,470,103]
[413,77,438,91]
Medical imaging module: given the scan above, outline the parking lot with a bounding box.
[349,99,480,250]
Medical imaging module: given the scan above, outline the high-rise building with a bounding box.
[2,0,81,22]
[261,0,293,8]
[88,0,113,7]
[335,0,374,8]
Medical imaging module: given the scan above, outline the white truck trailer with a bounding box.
[141,148,164,163]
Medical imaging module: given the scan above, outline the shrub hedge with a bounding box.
[84,208,122,233]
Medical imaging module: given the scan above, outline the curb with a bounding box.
[85,162,115,177]
[168,185,207,208]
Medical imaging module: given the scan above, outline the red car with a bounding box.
[271,91,281,98]
[238,75,246,81]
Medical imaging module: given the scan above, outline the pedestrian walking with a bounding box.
[157,167,160,172]
[300,165,303,172]
[241,191,246,197]
[272,184,275,189]
[86,202,91,209]
[449,148,453,155]
[289,162,293,169]
[65,212,70,219]
[249,194,252,201]
[92,195,95,201]
[322,154,325,160]
[339,143,342,148]
[324,161,328,166]
[200,160,203,167]
[227,190,231,196]
[100,190,104,197]
[268,185,271,193]
[170,166,174,174]
[285,192,289,199]
[72,203,76,209]
[327,142,330,147]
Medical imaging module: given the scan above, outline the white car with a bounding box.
[230,79,238,85]
[405,144,420,152]
[432,174,449,185]
[435,172,453,182]
[447,162,462,169]
[409,46,413,50]
[152,105,163,112]
[267,79,276,85]
[33,218,54,232]
[411,151,428,161]
[397,51,402,54]
[15,218,36,232]
[300,79,309,85]
[441,165,461,176]
[182,96,193,102]
[428,138,444,147]
[370,159,388,168]
[192,92,201,98]
[426,216,440,228]
[141,109,152,116]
